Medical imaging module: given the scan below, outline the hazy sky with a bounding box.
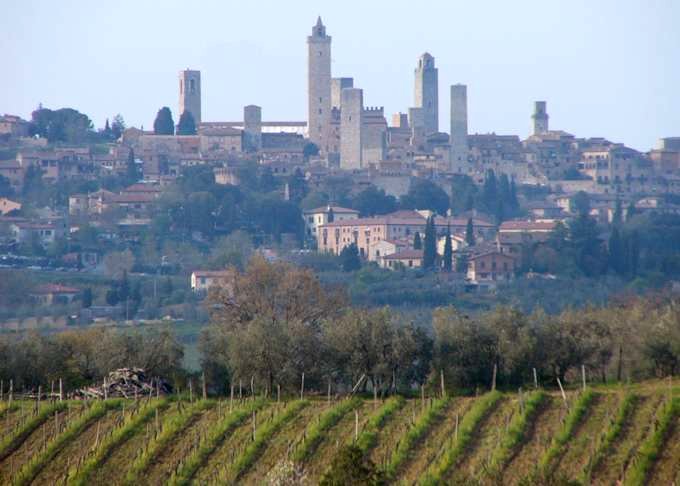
[2,0,678,151]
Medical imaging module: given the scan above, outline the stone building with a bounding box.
[179,69,201,124]
[331,78,353,110]
[307,17,332,153]
[243,105,262,151]
[450,84,469,173]
[531,101,549,136]
[362,107,387,166]
[414,53,438,135]
[340,88,363,169]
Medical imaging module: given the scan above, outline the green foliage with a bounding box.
[624,396,679,486]
[355,396,406,452]
[169,398,266,485]
[340,243,361,272]
[124,399,213,485]
[294,397,361,463]
[352,186,398,217]
[465,218,475,246]
[320,444,386,486]
[29,106,95,143]
[0,401,67,460]
[413,232,422,250]
[400,178,449,215]
[231,400,308,479]
[176,111,197,135]
[442,232,453,272]
[70,399,166,486]
[153,106,175,135]
[15,400,121,486]
[420,392,502,485]
[423,215,437,270]
[538,389,595,478]
[385,396,450,478]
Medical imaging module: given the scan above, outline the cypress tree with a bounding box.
[153,106,175,135]
[413,232,422,250]
[422,216,437,270]
[613,198,623,226]
[608,226,625,275]
[465,217,476,246]
[177,110,197,135]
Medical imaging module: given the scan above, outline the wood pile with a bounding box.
[71,367,172,399]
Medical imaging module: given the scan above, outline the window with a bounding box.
[190,79,195,93]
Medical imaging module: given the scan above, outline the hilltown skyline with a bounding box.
[2,1,679,151]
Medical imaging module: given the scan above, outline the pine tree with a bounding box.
[340,243,361,272]
[423,216,437,270]
[153,107,175,135]
[177,110,197,135]
[413,232,422,250]
[465,218,476,246]
[443,230,453,272]
[104,118,112,138]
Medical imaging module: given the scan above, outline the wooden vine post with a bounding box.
[491,364,497,392]
[440,369,446,398]
[556,377,568,407]
[581,365,587,391]
[300,372,305,400]
[533,368,538,389]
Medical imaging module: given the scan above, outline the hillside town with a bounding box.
[1,18,680,328]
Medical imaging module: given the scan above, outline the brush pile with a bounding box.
[72,367,172,399]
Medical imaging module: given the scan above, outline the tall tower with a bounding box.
[340,88,363,170]
[331,77,353,110]
[414,53,438,135]
[307,17,332,152]
[450,84,468,172]
[179,70,201,124]
[532,101,549,135]
[243,105,262,151]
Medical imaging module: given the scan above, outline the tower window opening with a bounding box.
[190,79,195,93]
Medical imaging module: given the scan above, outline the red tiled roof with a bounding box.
[499,220,557,232]
[382,249,424,260]
[32,284,79,294]
[304,205,359,214]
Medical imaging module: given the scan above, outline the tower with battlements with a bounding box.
[532,101,549,135]
[450,84,469,172]
[307,17,332,153]
[179,69,201,124]
[414,53,438,135]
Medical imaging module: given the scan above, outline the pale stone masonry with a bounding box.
[532,101,549,135]
[331,78,353,110]
[307,17,332,153]
[179,69,201,124]
[340,88,363,169]
[450,84,469,173]
[243,105,262,151]
[414,53,438,135]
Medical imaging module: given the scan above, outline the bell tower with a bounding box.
[307,17,332,153]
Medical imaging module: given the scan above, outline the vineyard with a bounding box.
[0,381,677,485]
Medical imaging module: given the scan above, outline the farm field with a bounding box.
[0,381,678,485]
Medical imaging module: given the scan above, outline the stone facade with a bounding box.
[243,105,262,151]
[532,101,549,136]
[340,88,363,169]
[361,107,387,165]
[307,17,331,153]
[414,53,438,135]
[331,77,353,110]
[450,84,469,173]
[179,70,201,124]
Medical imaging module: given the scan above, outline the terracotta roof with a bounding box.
[499,220,557,232]
[382,249,424,260]
[32,284,79,294]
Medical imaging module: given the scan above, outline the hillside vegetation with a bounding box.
[0,381,678,485]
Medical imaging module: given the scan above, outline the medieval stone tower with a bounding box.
[340,88,363,170]
[243,105,262,151]
[450,84,469,172]
[414,53,438,135]
[179,69,201,124]
[307,17,332,152]
[532,101,549,135]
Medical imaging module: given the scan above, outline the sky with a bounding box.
[1,0,678,151]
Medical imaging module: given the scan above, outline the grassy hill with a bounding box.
[0,381,678,485]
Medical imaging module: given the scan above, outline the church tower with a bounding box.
[179,69,201,124]
[414,53,438,135]
[307,17,332,153]
[532,101,549,135]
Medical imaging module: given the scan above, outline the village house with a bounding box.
[11,219,67,247]
[30,284,80,305]
[303,205,359,240]
[367,238,410,262]
[379,249,424,269]
[467,250,516,285]
[190,269,235,294]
